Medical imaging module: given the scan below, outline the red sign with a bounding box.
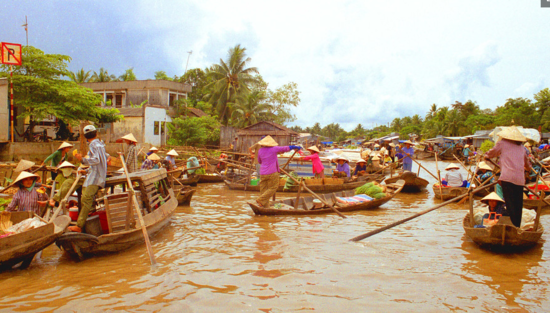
[1,42,22,66]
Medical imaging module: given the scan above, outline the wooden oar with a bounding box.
[294,178,304,210]
[349,181,498,242]
[49,173,82,223]
[43,180,57,220]
[457,157,482,205]
[453,154,482,186]
[434,152,443,200]
[120,155,157,266]
[279,167,347,218]
[401,151,439,181]
[282,150,298,171]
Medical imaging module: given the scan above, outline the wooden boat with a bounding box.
[225,174,386,193]
[247,180,405,216]
[0,213,70,270]
[462,214,543,250]
[173,184,195,206]
[197,173,224,183]
[56,168,178,260]
[414,150,435,160]
[523,182,550,210]
[432,184,490,201]
[385,171,429,192]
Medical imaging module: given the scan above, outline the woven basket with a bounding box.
[305,178,324,186]
[323,178,344,185]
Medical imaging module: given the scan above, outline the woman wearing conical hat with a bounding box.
[475,161,495,185]
[48,161,83,208]
[120,133,139,173]
[442,163,467,187]
[485,126,533,228]
[165,149,179,170]
[298,146,325,178]
[254,136,302,208]
[42,142,73,180]
[5,171,49,215]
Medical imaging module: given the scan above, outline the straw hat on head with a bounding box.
[464,144,469,148]
[148,153,160,161]
[121,133,138,143]
[389,143,396,147]
[478,161,492,171]
[404,140,414,145]
[334,156,349,163]
[307,146,320,153]
[15,160,35,172]
[356,159,367,164]
[371,155,381,161]
[374,144,380,148]
[497,126,527,142]
[149,146,159,152]
[57,142,73,150]
[57,161,76,170]
[258,135,278,147]
[13,171,39,185]
[445,163,460,170]
[167,149,179,156]
[480,192,504,204]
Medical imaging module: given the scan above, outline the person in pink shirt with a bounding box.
[484,126,532,228]
[299,146,325,178]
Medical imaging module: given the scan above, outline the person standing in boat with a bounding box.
[6,171,49,215]
[298,146,325,178]
[484,126,532,228]
[398,141,415,171]
[249,135,267,175]
[70,125,109,233]
[165,149,179,170]
[254,136,301,208]
[120,133,138,173]
[42,142,73,180]
[463,144,471,165]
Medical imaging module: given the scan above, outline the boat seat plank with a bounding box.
[104,192,134,233]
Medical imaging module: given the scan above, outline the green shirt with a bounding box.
[44,150,66,167]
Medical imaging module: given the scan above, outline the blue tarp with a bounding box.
[321,141,333,145]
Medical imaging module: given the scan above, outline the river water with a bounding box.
[1,161,549,312]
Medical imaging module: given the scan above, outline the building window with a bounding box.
[106,94,113,107]
[169,93,176,107]
[154,121,160,135]
[115,94,123,108]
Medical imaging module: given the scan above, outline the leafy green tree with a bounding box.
[68,68,92,83]
[179,68,212,109]
[168,115,220,146]
[264,82,300,125]
[494,98,538,128]
[425,104,438,120]
[350,124,366,137]
[534,88,550,131]
[310,123,322,135]
[231,90,271,127]
[0,46,121,140]
[205,44,258,125]
[91,67,117,82]
[154,70,172,81]
[119,68,137,81]
[479,140,495,153]
[391,117,402,131]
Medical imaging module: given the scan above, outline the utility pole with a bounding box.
[22,16,28,47]
[184,50,193,75]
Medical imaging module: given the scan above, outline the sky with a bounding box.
[1,0,550,131]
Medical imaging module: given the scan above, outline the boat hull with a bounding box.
[385,172,429,192]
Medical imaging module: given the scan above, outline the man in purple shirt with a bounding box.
[485,126,532,227]
[254,136,301,208]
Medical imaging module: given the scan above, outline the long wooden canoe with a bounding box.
[0,213,70,270]
[247,180,405,216]
[385,171,429,192]
[173,184,196,206]
[56,169,178,259]
[432,184,490,201]
[225,174,386,193]
[463,214,543,250]
[197,174,224,183]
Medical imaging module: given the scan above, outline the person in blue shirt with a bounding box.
[333,156,350,178]
[462,144,471,164]
[398,141,415,172]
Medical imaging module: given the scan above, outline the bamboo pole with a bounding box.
[434,152,443,201]
[401,151,439,181]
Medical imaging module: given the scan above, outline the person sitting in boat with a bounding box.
[6,171,49,215]
[217,153,228,171]
[120,133,138,173]
[42,142,73,180]
[333,156,350,178]
[48,162,84,208]
[253,136,301,208]
[373,144,380,151]
[476,161,495,185]
[141,153,161,170]
[382,151,393,165]
[71,125,110,233]
[353,159,368,178]
[481,192,506,215]
[298,146,325,178]
[165,149,179,170]
[146,146,159,156]
[442,163,467,187]
[186,156,201,175]
[397,141,415,172]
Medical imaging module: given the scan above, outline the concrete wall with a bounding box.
[144,107,172,146]
[0,141,129,162]
[0,79,8,142]
[112,116,144,143]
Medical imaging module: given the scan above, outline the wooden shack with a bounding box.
[234,121,298,153]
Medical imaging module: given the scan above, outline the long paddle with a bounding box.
[453,154,483,186]
[282,150,298,171]
[279,167,347,218]
[434,152,443,201]
[457,157,482,205]
[43,180,56,220]
[400,150,439,181]
[49,173,82,223]
[120,155,157,266]
[349,180,498,242]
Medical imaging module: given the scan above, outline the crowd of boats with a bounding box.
[1,125,549,271]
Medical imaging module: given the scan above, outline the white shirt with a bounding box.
[445,169,464,187]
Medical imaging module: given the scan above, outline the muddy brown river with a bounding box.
[1,161,549,312]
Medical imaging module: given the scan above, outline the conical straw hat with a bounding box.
[478,161,492,171]
[258,136,278,147]
[334,156,349,163]
[356,159,367,164]
[497,126,527,142]
[371,155,380,161]
[404,140,414,145]
[167,149,179,156]
[149,146,159,151]
[374,144,380,148]
[57,142,73,150]
[445,163,460,170]
[481,192,504,204]
[389,143,396,147]
[148,153,160,161]
[307,146,320,153]
[13,171,39,185]
[57,161,76,170]
[121,133,138,143]
[524,142,531,147]
[15,160,35,172]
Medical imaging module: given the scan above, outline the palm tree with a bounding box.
[231,91,271,127]
[425,103,438,120]
[391,117,402,131]
[68,68,92,83]
[205,44,259,125]
[119,68,137,81]
[91,68,117,82]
